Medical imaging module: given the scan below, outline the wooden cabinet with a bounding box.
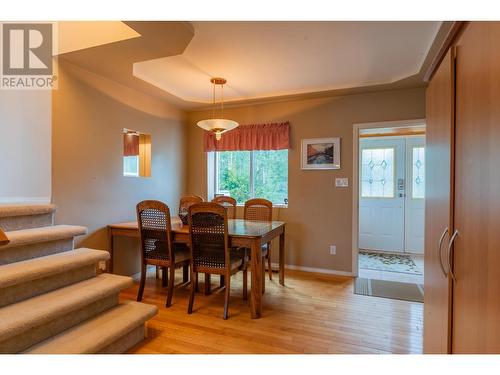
[452,22,500,353]
[425,21,500,354]
[424,48,454,354]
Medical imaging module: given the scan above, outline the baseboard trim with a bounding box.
[271,262,353,277]
[129,264,354,279]
[0,197,51,204]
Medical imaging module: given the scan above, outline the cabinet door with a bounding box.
[453,22,500,353]
[423,48,454,353]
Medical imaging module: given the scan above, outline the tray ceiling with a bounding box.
[133,21,441,104]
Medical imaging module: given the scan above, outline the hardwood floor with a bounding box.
[120,269,423,354]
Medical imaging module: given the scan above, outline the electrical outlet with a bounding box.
[335,178,349,187]
[329,245,336,255]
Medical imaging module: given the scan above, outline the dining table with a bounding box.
[107,218,286,319]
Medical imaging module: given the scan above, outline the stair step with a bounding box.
[24,301,158,354]
[0,248,110,307]
[0,273,133,353]
[2,225,87,249]
[0,204,56,231]
[0,225,87,265]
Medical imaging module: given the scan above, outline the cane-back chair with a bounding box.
[187,202,247,319]
[244,198,274,284]
[136,200,191,307]
[211,196,237,219]
[178,195,204,224]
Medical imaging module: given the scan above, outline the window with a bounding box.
[412,146,425,199]
[123,129,151,177]
[361,147,395,198]
[123,156,139,177]
[213,150,288,205]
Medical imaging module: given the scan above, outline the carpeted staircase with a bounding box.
[0,204,158,354]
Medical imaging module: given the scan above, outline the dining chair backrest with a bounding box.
[212,196,237,219]
[136,200,173,262]
[244,198,273,222]
[179,195,204,224]
[188,202,229,270]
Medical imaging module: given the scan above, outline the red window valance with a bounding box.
[204,122,290,152]
[123,133,139,156]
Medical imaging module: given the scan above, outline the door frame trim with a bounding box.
[352,119,426,276]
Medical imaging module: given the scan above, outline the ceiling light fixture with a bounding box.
[197,77,238,141]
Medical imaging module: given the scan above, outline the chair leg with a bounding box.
[162,266,168,287]
[166,265,175,307]
[204,273,212,295]
[223,274,230,320]
[137,263,147,302]
[267,248,273,281]
[220,275,225,288]
[188,269,195,314]
[262,258,266,294]
[183,264,189,283]
[195,272,199,292]
[243,267,248,301]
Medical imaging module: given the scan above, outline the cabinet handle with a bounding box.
[437,227,449,277]
[447,229,459,282]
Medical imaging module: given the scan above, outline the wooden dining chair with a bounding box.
[187,202,248,320]
[212,196,237,219]
[178,195,204,224]
[136,200,191,307]
[211,196,238,288]
[244,198,274,285]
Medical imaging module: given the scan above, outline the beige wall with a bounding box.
[186,87,426,274]
[52,61,187,275]
[0,89,51,203]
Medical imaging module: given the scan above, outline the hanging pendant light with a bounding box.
[197,77,238,140]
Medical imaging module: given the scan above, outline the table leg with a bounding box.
[107,228,114,274]
[250,238,262,319]
[279,229,285,286]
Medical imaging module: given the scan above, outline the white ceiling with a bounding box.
[133,21,441,104]
[57,21,140,55]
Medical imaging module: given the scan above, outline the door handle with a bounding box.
[437,227,449,277]
[447,229,459,282]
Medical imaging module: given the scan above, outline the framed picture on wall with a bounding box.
[301,137,341,170]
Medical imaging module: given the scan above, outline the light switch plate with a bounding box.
[335,178,349,187]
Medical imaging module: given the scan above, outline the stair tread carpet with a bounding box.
[0,248,109,289]
[0,273,133,343]
[24,301,158,354]
[1,225,87,249]
[0,204,57,218]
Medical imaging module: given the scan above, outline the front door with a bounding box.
[359,138,405,252]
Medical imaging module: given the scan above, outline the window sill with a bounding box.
[236,203,288,209]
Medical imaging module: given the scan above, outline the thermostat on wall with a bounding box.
[335,178,349,187]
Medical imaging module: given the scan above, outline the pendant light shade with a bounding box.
[197,77,238,140]
[197,118,239,140]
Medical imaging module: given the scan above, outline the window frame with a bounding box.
[123,155,140,177]
[208,150,288,207]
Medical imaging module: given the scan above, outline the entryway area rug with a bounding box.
[358,250,423,275]
[354,277,424,303]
